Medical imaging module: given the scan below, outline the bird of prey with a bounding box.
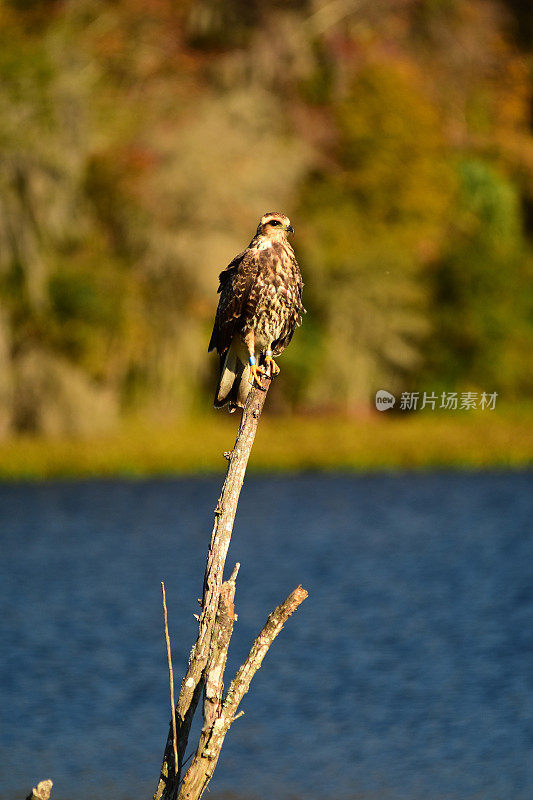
[208,212,305,412]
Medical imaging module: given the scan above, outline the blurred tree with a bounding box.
[0,6,125,434]
[423,158,533,396]
[295,64,455,411]
[0,0,532,435]
[500,0,533,48]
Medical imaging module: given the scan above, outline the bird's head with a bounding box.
[256,212,295,240]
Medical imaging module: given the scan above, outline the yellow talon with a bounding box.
[264,355,280,375]
[249,363,265,386]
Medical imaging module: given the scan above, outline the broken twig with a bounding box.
[25,780,53,800]
[161,581,178,777]
[178,585,308,799]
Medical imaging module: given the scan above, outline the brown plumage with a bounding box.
[208,212,305,412]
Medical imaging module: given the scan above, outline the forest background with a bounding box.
[1,0,532,475]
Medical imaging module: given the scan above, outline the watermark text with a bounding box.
[375,390,498,412]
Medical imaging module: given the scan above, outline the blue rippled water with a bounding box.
[1,472,532,800]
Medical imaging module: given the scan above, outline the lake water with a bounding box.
[1,472,532,800]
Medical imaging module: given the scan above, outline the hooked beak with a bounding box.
[287,224,295,237]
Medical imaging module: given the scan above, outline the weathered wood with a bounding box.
[179,565,240,798]
[178,585,308,800]
[154,375,272,800]
[161,582,178,777]
[25,780,53,800]
[203,563,240,734]
[222,585,308,717]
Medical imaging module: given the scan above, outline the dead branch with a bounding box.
[154,372,308,800]
[154,376,273,800]
[222,585,308,717]
[203,563,240,734]
[161,581,178,777]
[178,585,308,800]
[25,780,53,800]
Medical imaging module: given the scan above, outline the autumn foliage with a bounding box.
[0,0,532,435]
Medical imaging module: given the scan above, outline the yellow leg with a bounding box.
[264,355,280,376]
[244,330,263,387]
[249,363,266,386]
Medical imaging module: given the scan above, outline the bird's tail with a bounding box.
[214,344,251,412]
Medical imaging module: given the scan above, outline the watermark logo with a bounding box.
[375,389,396,411]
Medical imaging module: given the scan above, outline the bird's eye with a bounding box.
[269,220,281,226]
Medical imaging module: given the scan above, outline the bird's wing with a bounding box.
[281,243,305,313]
[208,246,261,354]
[271,244,306,356]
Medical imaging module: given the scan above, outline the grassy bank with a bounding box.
[0,406,531,479]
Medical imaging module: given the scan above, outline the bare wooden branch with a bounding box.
[177,564,240,795]
[223,585,308,717]
[154,376,272,800]
[178,585,308,800]
[161,581,178,777]
[25,780,53,800]
[203,563,240,732]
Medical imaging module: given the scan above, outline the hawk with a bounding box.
[208,212,305,412]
